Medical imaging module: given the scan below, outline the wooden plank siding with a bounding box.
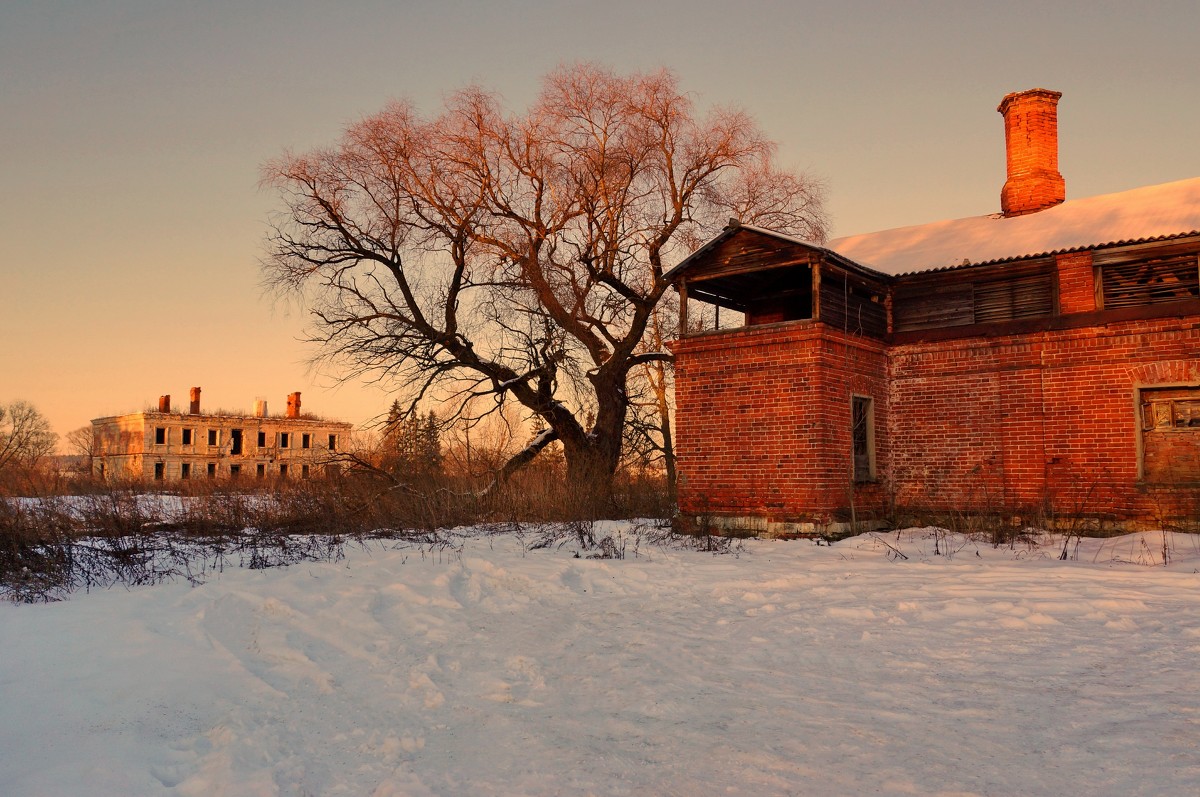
[817,266,888,338]
[676,229,1200,341]
[891,258,1056,332]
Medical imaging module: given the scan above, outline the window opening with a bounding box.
[207,463,217,478]
[302,464,310,479]
[279,432,290,449]
[1102,254,1199,309]
[182,428,193,445]
[154,462,165,480]
[279,464,288,478]
[229,464,241,478]
[1140,386,1200,482]
[328,434,337,451]
[207,429,218,446]
[257,431,266,447]
[155,427,166,445]
[852,396,875,482]
[181,463,191,479]
[230,429,243,456]
[256,463,265,478]
[302,433,311,449]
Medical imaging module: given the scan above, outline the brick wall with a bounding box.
[1055,251,1095,314]
[888,315,1200,521]
[672,322,888,525]
[672,314,1200,529]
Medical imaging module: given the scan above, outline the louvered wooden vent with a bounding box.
[1100,254,1200,309]
[893,262,1055,332]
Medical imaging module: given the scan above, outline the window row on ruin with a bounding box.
[151,461,319,481]
[153,427,339,453]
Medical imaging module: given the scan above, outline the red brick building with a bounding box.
[669,89,1200,535]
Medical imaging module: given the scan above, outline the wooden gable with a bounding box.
[674,227,888,338]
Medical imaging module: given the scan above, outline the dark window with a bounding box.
[207,463,217,478]
[257,431,266,447]
[279,432,290,449]
[229,465,241,478]
[230,429,243,456]
[1101,254,1200,309]
[182,428,193,445]
[852,396,875,483]
[328,434,337,451]
[256,463,265,478]
[302,464,310,479]
[181,463,191,480]
[207,429,218,446]
[302,433,311,449]
[154,462,165,480]
[155,427,166,445]
[279,464,288,478]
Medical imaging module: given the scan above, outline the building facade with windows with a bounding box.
[668,89,1200,535]
[92,388,352,482]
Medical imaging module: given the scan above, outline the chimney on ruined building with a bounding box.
[255,399,268,418]
[158,395,171,413]
[998,88,1066,217]
[189,387,201,415]
[286,392,301,419]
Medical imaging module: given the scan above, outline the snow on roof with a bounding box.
[828,177,1200,276]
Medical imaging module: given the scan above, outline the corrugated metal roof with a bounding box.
[827,177,1200,276]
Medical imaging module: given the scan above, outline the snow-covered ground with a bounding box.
[3,524,1200,796]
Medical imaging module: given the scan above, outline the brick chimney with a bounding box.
[189,386,201,415]
[158,395,171,413]
[998,88,1065,217]
[286,392,301,419]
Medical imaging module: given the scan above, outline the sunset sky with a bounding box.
[3,0,1199,444]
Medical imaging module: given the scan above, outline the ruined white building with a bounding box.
[92,388,353,482]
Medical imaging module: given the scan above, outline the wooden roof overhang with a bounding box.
[667,224,890,333]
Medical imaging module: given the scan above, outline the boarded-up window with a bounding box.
[974,273,1055,323]
[1141,387,1200,482]
[893,261,1055,332]
[1102,255,1199,309]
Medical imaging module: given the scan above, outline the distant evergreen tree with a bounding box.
[381,403,442,479]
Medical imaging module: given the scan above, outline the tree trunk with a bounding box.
[557,372,629,513]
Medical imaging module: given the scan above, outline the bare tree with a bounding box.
[65,425,96,473]
[263,64,825,495]
[0,401,58,473]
